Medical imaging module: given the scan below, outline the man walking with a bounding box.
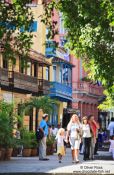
[39,114,49,161]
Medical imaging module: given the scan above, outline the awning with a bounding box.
[29,49,52,66]
[52,56,75,67]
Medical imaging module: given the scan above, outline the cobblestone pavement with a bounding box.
[0,149,114,174]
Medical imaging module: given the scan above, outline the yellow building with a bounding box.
[0,0,51,131]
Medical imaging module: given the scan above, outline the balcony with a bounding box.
[50,82,72,101]
[72,81,103,97]
[0,68,50,95]
[38,79,50,95]
[14,71,38,93]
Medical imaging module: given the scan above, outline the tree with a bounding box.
[26,96,58,114]
[0,0,34,63]
[43,0,114,99]
[98,86,114,110]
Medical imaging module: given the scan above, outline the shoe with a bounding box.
[86,158,90,160]
[76,160,80,163]
[94,153,99,155]
[59,160,61,163]
[83,158,86,161]
[39,158,49,161]
[90,158,94,160]
[72,160,75,163]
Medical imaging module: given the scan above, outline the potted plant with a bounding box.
[0,101,15,160]
[21,128,32,157]
[46,136,55,155]
[30,132,38,156]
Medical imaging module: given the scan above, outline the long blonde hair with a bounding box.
[67,114,81,130]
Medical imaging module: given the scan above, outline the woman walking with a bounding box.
[67,114,82,163]
[88,115,99,160]
[82,116,91,161]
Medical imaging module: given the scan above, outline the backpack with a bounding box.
[36,126,46,141]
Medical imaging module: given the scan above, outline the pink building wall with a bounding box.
[52,9,103,121]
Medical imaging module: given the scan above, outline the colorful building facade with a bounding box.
[0,0,51,131]
[45,10,74,126]
[71,57,104,121]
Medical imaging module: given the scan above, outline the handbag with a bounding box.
[75,128,82,140]
[36,125,46,141]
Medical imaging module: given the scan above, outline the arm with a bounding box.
[39,121,46,133]
[93,120,99,129]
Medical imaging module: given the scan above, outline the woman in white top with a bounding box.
[109,135,114,160]
[67,114,82,163]
[82,116,91,161]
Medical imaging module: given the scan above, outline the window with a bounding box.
[53,66,56,81]
[59,13,65,34]
[46,67,49,80]
[20,21,37,32]
[26,62,32,76]
[34,63,37,77]
[19,57,25,74]
[3,57,8,69]
[59,36,67,47]
[63,64,68,85]
[59,68,62,83]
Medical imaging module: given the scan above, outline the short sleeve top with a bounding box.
[39,119,48,136]
[68,123,82,138]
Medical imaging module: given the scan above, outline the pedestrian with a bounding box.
[109,135,114,160]
[67,114,82,163]
[39,113,49,161]
[48,125,52,138]
[107,118,114,138]
[88,115,99,160]
[51,124,58,137]
[55,128,66,163]
[94,121,100,155]
[82,116,91,161]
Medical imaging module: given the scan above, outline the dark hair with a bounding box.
[88,114,94,120]
[43,114,48,119]
[111,117,114,122]
[110,135,114,140]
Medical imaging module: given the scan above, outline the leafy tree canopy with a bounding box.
[43,0,114,100]
[0,0,34,63]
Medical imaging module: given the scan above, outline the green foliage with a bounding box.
[26,96,58,114]
[43,0,114,98]
[20,127,32,149]
[98,86,114,110]
[46,136,55,146]
[0,0,34,62]
[29,131,38,148]
[0,101,15,148]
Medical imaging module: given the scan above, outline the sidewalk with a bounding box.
[0,148,114,175]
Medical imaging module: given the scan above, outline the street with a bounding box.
[0,148,114,175]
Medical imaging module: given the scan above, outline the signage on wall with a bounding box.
[63,108,80,116]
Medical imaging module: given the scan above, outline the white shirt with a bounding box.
[82,124,91,138]
[107,122,114,136]
[109,140,114,152]
[68,123,82,138]
[51,128,58,136]
[56,135,64,147]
